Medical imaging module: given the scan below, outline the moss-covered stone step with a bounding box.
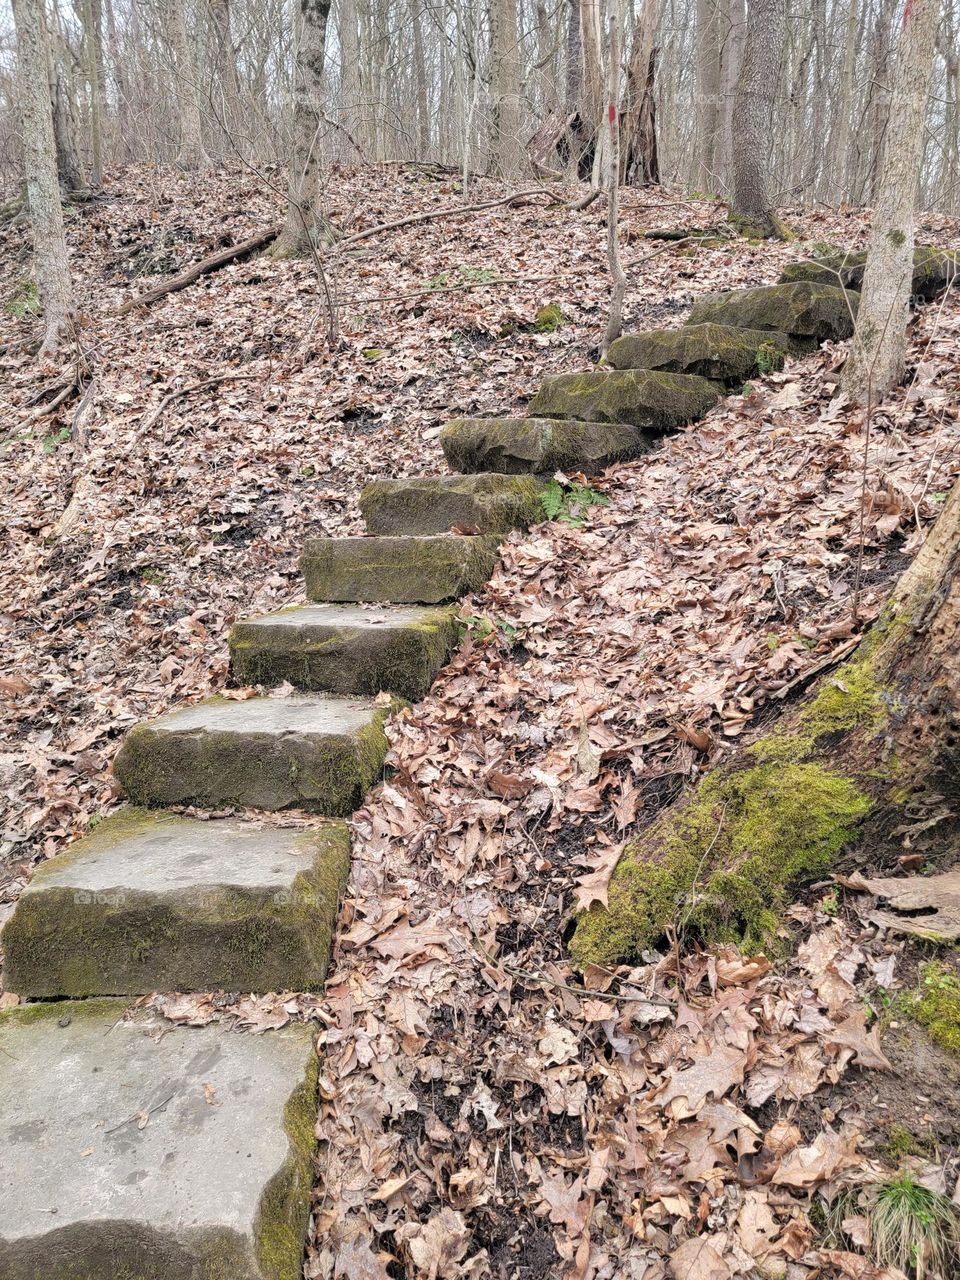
[780,245,959,299]
[685,281,858,343]
[229,603,459,701]
[440,416,651,474]
[0,999,316,1280]
[605,323,792,382]
[113,693,396,814]
[1,809,350,997]
[360,472,545,536]
[527,368,722,430]
[301,534,501,604]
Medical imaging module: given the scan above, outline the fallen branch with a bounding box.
[333,189,557,250]
[139,371,263,433]
[114,226,280,316]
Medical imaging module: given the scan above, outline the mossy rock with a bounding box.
[527,368,723,431]
[113,693,398,814]
[1,809,350,997]
[359,472,545,536]
[440,417,652,474]
[0,999,317,1280]
[686,281,858,343]
[780,245,959,301]
[229,603,459,702]
[606,323,792,382]
[571,759,870,968]
[301,534,502,604]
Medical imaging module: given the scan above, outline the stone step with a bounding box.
[527,368,722,430]
[440,416,650,474]
[780,245,959,299]
[605,323,792,382]
[301,534,501,604]
[113,692,395,814]
[0,999,316,1280]
[685,281,858,343]
[229,603,459,701]
[1,809,350,998]
[360,472,545,536]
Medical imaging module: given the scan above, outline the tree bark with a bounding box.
[841,0,941,404]
[603,1,625,354]
[490,0,524,178]
[166,0,210,169]
[208,0,241,156]
[622,0,660,187]
[12,0,76,356]
[275,0,332,257]
[573,477,960,966]
[81,0,104,186]
[729,0,788,238]
[695,0,722,190]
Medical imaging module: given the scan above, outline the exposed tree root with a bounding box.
[114,225,281,315]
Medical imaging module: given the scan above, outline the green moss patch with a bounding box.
[571,760,870,968]
[908,964,960,1056]
[532,303,565,333]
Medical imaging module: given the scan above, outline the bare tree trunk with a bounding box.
[841,0,941,404]
[563,0,589,178]
[81,0,104,186]
[166,0,210,169]
[717,0,744,192]
[603,0,626,354]
[831,0,859,201]
[12,0,76,356]
[581,0,607,186]
[729,0,788,238]
[337,0,362,152]
[51,66,84,195]
[409,0,430,158]
[695,0,721,190]
[622,0,661,186]
[275,0,332,257]
[491,0,524,177]
[208,0,241,155]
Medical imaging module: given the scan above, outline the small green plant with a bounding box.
[4,279,40,319]
[462,615,494,641]
[458,265,497,284]
[817,887,840,916]
[755,342,780,376]
[829,1175,960,1277]
[42,427,71,454]
[427,271,450,291]
[542,479,609,527]
[140,567,164,585]
[868,1174,960,1277]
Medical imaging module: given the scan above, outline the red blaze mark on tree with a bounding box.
[608,103,617,124]
[902,0,914,25]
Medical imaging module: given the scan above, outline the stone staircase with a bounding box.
[2,261,951,1279]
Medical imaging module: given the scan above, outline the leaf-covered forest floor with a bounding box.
[3,166,960,1278]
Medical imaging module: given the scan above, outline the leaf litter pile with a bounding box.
[3,168,960,1278]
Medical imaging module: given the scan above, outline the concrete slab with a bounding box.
[0,999,317,1280]
[229,602,459,701]
[1,809,350,997]
[112,693,397,814]
[301,534,501,604]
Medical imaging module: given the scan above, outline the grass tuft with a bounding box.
[834,1174,960,1278]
